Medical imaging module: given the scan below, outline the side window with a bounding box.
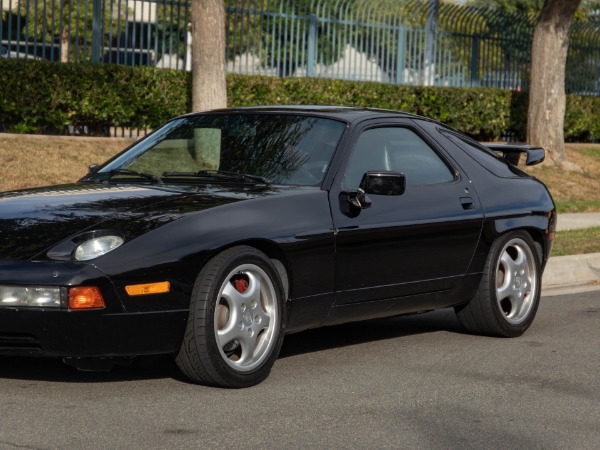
[342,127,455,190]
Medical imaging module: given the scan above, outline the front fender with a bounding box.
[93,189,336,312]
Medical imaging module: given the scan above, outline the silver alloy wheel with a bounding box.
[495,237,538,325]
[214,263,279,372]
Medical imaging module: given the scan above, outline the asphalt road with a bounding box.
[1,290,599,450]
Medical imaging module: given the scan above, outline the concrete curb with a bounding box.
[543,252,600,294]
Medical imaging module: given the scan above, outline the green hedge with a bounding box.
[227,75,515,140]
[1,58,600,141]
[0,59,190,134]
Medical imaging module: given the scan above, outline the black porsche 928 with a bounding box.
[0,106,556,387]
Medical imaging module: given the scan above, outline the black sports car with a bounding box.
[0,106,556,387]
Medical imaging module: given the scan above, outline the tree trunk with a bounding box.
[61,26,69,63]
[60,0,70,63]
[191,0,227,112]
[527,0,581,171]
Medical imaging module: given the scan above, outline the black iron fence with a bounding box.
[1,0,599,94]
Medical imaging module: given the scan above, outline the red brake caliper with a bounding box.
[234,278,249,293]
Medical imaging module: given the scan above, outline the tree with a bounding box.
[191,0,227,111]
[467,0,600,93]
[468,0,544,14]
[469,0,600,15]
[476,0,600,167]
[527,0,582,170]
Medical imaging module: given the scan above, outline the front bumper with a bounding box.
[0,261,188,357]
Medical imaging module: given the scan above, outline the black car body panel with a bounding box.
[0,106,556,360]
[0,184,202,260]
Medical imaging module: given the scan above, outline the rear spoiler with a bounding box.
[486,144,545,167]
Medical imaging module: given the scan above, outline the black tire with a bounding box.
[176,246,285,388]
[455,231,542,337]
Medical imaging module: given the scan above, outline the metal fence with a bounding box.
[1,0,600,95]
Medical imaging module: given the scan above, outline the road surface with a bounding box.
[1,290,598,449]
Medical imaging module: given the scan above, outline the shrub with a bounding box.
[1,58,599,141]
[0,59,190,134]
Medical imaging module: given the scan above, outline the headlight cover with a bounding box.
[46,230,126,261]
[74,235,125,261]
[0,286,61,308]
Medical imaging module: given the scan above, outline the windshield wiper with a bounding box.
[99,169,163,183]
[162,170,271,186]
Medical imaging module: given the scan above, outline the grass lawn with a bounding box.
[551,227,600,257]
[0,134,132,192]
[524,145,600,213]
[0,134,599,256]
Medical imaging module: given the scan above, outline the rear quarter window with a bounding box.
[440,129,527,178]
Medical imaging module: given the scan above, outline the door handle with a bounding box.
[460,196,475,210]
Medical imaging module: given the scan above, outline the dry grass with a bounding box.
[1,136,599,214]
[0,134,133,192]
[525,144,600,212]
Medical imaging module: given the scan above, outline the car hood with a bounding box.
[0,183,269,261]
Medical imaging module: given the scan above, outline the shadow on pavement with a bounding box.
[0,308,463,382]
[0,354,182,383]
[280,307,463,358]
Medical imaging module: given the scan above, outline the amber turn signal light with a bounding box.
[125,281,170,296]
[68,286,105,310]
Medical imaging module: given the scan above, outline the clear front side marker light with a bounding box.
[0,286,61,308]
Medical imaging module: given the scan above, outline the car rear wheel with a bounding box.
[176,246,285,388]
[455,231,542,337]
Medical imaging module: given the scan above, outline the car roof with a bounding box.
[180,105,447,127]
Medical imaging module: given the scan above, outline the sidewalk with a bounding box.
[556,212,600,231]
[544,212,600,295]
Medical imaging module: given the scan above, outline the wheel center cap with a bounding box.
[515,277,522,289]
[243,310,253,326]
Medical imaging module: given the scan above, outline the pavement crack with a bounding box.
[0,441,47,450]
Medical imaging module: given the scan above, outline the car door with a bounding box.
[329,119,484,305]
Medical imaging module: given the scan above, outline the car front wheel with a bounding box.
[176,246,285,388]
[455,231,542,337]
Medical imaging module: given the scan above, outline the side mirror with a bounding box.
[360,171,406,196]
[347,187,371,209]
[340,171,406,217]
[88,164,100,173]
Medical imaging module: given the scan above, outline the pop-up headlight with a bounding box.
[74,235,125,261]
[47,230,126,262]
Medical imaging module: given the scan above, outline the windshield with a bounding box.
[94,113,346,186]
